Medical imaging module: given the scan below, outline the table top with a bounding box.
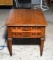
[5,9,47,26]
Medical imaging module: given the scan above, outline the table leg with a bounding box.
[40,38,44,56]
[8,38,12,56]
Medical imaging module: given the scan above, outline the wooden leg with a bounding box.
[8,38,12,56]
[40,38,44,56]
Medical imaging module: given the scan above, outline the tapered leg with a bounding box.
[40,38,44,56]
[8,38,12,56]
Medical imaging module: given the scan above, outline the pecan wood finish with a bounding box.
[5,9,47,56]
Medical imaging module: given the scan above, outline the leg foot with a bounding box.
[8,38,12,56]
[40,38,44,56]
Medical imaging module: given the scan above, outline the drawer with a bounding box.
[10,26,45,38]
[22,27,31,31]
[11,27,31,32]
[22,32,31,37]
[11,27,42,32]
[12,32,31,38]
[12,31,42,38]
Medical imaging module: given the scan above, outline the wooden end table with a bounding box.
[5,9,47,56]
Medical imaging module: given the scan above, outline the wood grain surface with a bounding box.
[5,9,47,26]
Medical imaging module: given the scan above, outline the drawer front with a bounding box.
[22,32,31,37]
[11,32,42,38]
[22,27,31,31]
[12,32,31,38]
[11,27,31,32]
[8,26,45,38]
[11,26,43,32]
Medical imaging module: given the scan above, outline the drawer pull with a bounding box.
[24,28,28,31]
[25,34,28,37]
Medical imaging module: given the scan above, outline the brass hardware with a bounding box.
[25,34,28,37]
[24,28,28,31]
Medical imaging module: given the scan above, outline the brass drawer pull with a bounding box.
[25,34,28,37]
[24,28,28,31]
